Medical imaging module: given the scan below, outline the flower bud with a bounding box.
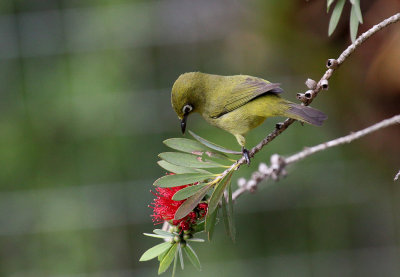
[174,235,181,243]
[321,79,329,90]
[305,78,317,89]
[180,221,190,231]
[326,59,338,69]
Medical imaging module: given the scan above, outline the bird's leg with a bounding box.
[242,147,251,165]
[235,134,250,165]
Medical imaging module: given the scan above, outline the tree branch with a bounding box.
[211,13,400,193]
[233,114,400,200]
[395,170,400,182]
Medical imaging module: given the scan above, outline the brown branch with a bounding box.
[224,12,400,198]
[233,114,400,200]
[395,170,400,182]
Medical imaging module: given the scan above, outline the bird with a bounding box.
[171,72,327,164]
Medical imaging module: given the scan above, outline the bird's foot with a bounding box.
[242,147,251,165]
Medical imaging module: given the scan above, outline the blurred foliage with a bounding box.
[0,0,399,276]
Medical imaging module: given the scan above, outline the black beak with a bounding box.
[181,113,188,134]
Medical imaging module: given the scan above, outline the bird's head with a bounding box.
[171,72,206,134]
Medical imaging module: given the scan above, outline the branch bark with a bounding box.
[233,114,400,200]
[212,12,400,195]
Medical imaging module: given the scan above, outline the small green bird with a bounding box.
[171,72,327,163]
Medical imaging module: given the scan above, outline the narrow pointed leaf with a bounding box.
[353,0,363,23]
[208,172,233,214]
[158,249,167,262]
[328,0,345,36]
[189,131,241,155]
[172,183,209,201]
[221,193,231,239]
[178,244,184,270]
[164,138,210,153]
[157,160,200,174]
[154,173,215,187]
[184,244,201,271]
[350,5,359,42]
[143,233,171,239]
[206,207,218,241]
[186,238,205,242]
[153,229,174,237]
[159,152,225,168]
[172,248,178,277]
[227,183,236,242]
[174,185,212,220]
[192,221,205,233]
[158,243,178,275]
[140,242,172,261]
[327,0,335,12]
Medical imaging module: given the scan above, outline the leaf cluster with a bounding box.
[144,131,240,276]
[328,0,363,42]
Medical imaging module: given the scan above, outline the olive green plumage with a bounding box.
[171,72,327,149]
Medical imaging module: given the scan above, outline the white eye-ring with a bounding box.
[182,104,193,114]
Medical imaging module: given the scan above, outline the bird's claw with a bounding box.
[242,148,251,165]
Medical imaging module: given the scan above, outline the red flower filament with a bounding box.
[150,184,208,230]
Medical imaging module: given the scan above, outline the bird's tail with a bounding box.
[284,103,327,126]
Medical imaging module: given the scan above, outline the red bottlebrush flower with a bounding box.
[150,185,188,224]
[150,175,207,229]
[180,221,190,230]
[198,203,208,211]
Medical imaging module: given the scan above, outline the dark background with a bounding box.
[0,0,399,276]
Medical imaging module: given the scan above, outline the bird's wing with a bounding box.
[210,77,283,118]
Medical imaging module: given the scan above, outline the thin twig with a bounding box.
[233,114,400,200]
[285,115,400,164]
[395,170,400,182]
[212,13,400,195]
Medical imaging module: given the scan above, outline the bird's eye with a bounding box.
[182,104,193,114]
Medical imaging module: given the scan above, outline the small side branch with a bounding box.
[285,114,400,165]
[234,114,400,201]
[395,170,400,182]
[218,13,400,193]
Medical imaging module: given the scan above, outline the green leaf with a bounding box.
[327,0,335,12]
[153,229,174,237]
[164,138,229,160]
[205,207,218,241]
[221,193,230,239]
[208,172,233,214]
[157,160,200,174]
[221,183,235,242]
[172,183,209,201]
[158,248,167,262]
[172,248,178,277]
[352,0,363,23]
[154,173,215,188]
[143,233,171,239]
[350,5,359,42]
[192,221,205,233]
[139,242,172,261]
[164,138,210,153]
[178,244,184,270]
[158,243,178,275]
[184,244,201,271]
[227,183,236,241]
[328,0,345,36]
[174,184,212,220]
[189,131,242,155]
[159,152,226,168]
[186,238,205,242]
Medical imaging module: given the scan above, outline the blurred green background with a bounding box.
[0,0,399,276]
